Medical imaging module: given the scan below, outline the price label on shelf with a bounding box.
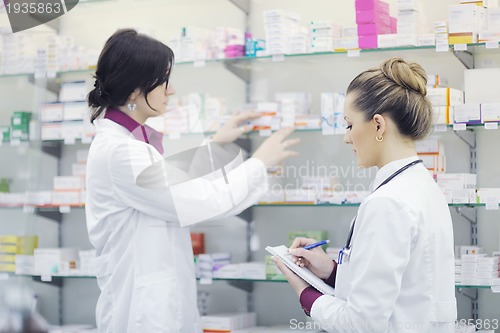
[199,277,213,285]
[10,139,21,146]
[0,273,9,281]
[434,124,448,132]
[64,137,76,145]
[41,274,52,282]
[169,132,181,140]
[347,49,361,57]
[454,44,467,51]
[194,60,206,68]
[453,123,467,131]
[484,122,498,130]
[272,54,285,62]
[485,200,499,211]
[259,130,272,137]
[59,206,71,214]
[436,44,449,52]
[485,41,499,49]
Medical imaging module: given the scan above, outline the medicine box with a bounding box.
[53,176,84,191]
[41,103,64,122]
[464,68,500,103]
[453,104,482,124]
[427,88,464,106]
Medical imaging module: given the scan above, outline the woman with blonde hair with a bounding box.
[275,58,457,333]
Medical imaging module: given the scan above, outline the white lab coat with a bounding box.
[310,156,457,333]
[85,119,268,333]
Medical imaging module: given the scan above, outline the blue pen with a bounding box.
[304,239,330,250]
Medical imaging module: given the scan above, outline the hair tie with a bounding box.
[94,79,103,96]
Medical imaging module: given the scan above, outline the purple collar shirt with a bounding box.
[104,107,164,155]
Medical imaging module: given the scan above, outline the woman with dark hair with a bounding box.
[86,29,299,333]
[275,58,457,333]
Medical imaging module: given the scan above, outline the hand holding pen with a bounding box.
[288,238,335,280]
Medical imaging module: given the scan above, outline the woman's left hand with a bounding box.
[272,257,310,297]
[210,111,261,143]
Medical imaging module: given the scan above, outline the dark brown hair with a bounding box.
[88,29,175,123]
[346,58,433,140]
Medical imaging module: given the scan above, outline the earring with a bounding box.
[376,136,384,142]
[127,103,137,111]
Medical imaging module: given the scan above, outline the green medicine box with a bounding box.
[287,230,329,250]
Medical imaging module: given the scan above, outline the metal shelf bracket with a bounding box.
[228,0,249,14]
[454,129,476,149]
[223,60,251,84]
[455,206,477,225]
[453,49,474,69]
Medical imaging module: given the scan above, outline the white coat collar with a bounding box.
[372,155,420,191]
[94,118,136,138]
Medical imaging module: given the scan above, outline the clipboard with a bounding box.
[265,245,335,295]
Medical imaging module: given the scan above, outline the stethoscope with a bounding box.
[337,159,423,265]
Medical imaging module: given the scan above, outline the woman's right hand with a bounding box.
[252,127,300,167]
[289,238,335,280]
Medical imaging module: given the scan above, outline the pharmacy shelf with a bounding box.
[255,203,496,208]
[0,205,84,210]
[0,203,496,211]
[9,273,498,292]
[33,122,500,146]
[2,42,497,81]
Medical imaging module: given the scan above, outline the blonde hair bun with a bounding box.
[380,58,428,96]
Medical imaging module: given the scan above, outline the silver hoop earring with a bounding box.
[127,103,137,112]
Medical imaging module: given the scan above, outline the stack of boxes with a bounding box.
[263,9,302,55]
[436,173,477,204]
[448,2,485,44]
[434,20,449,49]
[196,253,231,280]
[275,92,312,128]
[455,247,500,286]
[154,94,227,135]
[0,235,38,273]
[427,87,464,125]
[11,111,32,142]
[464,68,500,124]
[215,27,245,59]
[0,33,37,75]
[397,0,428,46]
[476,188,500,204]
[309,21,342,53]
[244,33,266,57]
[416,138,446,177]
[321,92,346,135]
[355,0,395,49]
[213,262,266,280]
[201,313,256,333]
[78,250,97,276]
[335,26,360,51]
[40,81,93,141]
[34,248,79,276]
[177,26,213,62]
[479,2,500,42]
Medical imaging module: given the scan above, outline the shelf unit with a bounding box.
[2,0,500,327]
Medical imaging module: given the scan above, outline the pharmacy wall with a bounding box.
[1,0,500,331]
